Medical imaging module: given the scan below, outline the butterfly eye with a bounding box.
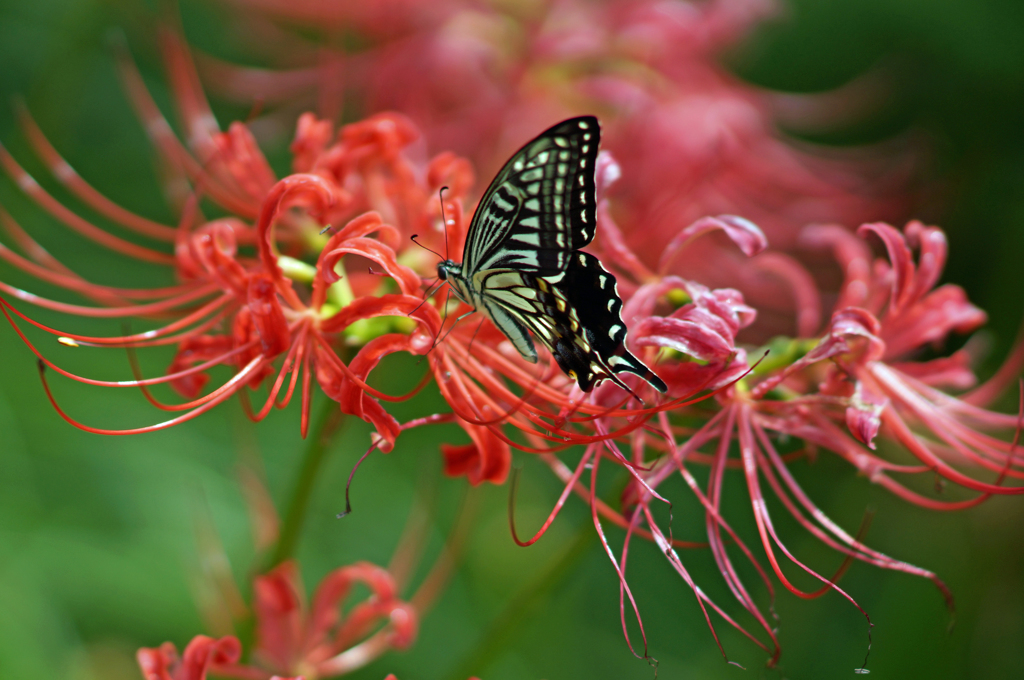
[436,263,448,281]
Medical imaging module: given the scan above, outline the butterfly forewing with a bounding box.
[463,117,600,276]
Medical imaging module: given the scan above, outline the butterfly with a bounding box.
[436,116,667,396]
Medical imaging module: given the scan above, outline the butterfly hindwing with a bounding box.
[463,116,600,276]
[475,253,667,393]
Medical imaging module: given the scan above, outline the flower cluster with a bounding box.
[138,562,417,680]
[199,0,917,337]
[1,6,1022,676]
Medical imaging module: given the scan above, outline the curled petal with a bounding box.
[880,284,986,359]
[248,274,291,358]
[622,275,689,324]
[166,334,234,397]
[187,221,250,296]
[233,308,277,388]
[799,223,873,310]
[137,642,180,680]
[306,562,400,651]
[846,381,889,449]
[659,214,767,273]
[137,636,241,680]
[829,307,886,364]
[256,174,338,286]
[686,283,757,338]
[321,237,421,295]
[441,418,511,485]
[291,112,334,174]
[904,220,948,305]
[319,293,441,339]
[634,315,735,362]
[253,562,305,673]
[383,602,418,649]
[213,122,278,205]
[334,334,412,452]
[857,222,916,313]
[623,277,755,338]
[325,210,400,252]
[427,151,475,200]
[340,112,419,163]
[890,350,977,390]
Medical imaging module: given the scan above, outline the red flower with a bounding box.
[501,217,1022,667]
[138,561,416,680]
[195,0,917,343]
[0,33,459,442]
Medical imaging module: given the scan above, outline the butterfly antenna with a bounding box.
[407,277,444,317]
[410,234,444,260]
[427,288,453,354]
[439,186,450,260]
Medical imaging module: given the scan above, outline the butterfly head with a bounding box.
[436,260,473,306]
[436,259,459,282]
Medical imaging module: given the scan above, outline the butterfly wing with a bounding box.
[476,252,667,394]
[463,116,600,277]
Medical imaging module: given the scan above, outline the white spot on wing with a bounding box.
[514,232,541,246]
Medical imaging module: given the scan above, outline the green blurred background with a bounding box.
[1,1,1022,678]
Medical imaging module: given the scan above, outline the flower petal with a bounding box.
[845,381,889,450]
[253,562,305,673]
[441,418,511,485]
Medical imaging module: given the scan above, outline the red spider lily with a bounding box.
[196,0,915,341]
[5,20,1024,673]
[522,219,1022,667]
[0,32,471,441]
[138,561,416,680]
[790,221,1024,499]
[135,444,475,680]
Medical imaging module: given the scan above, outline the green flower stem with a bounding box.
[269,400,347,567]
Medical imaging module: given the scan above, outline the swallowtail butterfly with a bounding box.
[437,116,667,395]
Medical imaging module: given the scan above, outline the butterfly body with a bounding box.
[438,116,666,395]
